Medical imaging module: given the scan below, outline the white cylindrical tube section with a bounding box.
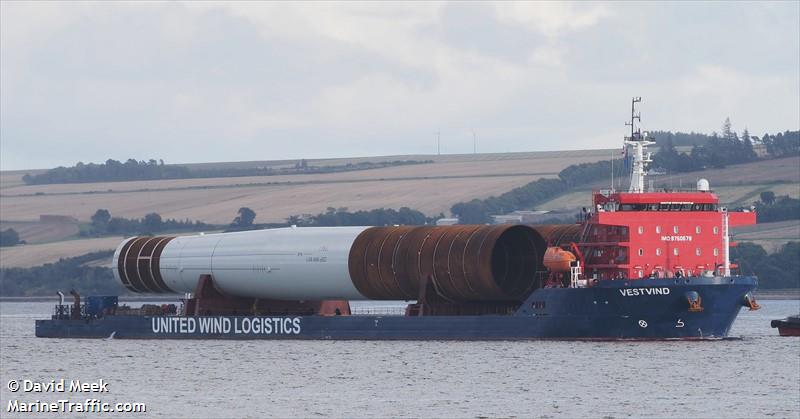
[117,227,370,300]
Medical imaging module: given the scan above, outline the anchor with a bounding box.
[685,291,704,313]
[742,292,761,311]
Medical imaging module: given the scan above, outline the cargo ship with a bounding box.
[36,98,761,340]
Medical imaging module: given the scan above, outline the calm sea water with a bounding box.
[1,300,798,418]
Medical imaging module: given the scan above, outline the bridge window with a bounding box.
[620,204,650,211]
[641,203,718,212]
[656,248,662,256]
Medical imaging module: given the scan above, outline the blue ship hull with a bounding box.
[35,277,757,340]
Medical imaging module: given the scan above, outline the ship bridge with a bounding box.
[571,98,756,281]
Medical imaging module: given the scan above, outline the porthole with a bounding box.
[695,248,701,256]
[638,248,644,256]
[673,226,679,234]
[638,226,644,234]
[656,248,662,256]
[713,226,719,234]
[714,248,719,256]
[696,226,701,234]
[673,248,679,256]
[656,226,662,234]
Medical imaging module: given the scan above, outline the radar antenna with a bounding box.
[623,97,655,193]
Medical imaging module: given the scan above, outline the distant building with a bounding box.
[752,144,768,158]
[435,218,459,226]
[492,214,524,224]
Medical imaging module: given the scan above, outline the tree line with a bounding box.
[22,158,432,185]
[754,192,800,223]
[83,209,212,236]
[733,242,799,289]
[0,229,25,247]
[0,251,120,296]
[652,122,798,173]
[287,207,440,227]
[5,205,437,246]
[23,159,190,184]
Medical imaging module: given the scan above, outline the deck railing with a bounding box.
[349,306,407,316]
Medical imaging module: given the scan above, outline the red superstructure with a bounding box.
[578,189,756,280]
[561,97,757,282]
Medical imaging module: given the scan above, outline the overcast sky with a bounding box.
[1,1,798,170]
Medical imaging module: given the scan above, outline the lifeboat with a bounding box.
[543,247,576,273]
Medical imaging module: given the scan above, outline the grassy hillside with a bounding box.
[1,150,796,267]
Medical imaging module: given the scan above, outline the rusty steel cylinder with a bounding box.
[348,224,546,302]
[533,224,583,246]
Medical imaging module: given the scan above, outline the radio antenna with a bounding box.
[623,97,654,193]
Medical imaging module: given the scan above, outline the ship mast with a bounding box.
[623,97,655,193]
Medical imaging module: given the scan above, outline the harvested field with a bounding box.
[0,236,123,268]
[0,169,45,190]
[0,150,610,223]
[0,175,544,224]
[733,220,800,253]
[179,150,608,172]
[0,220,79,244]
[0,150,609,195]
